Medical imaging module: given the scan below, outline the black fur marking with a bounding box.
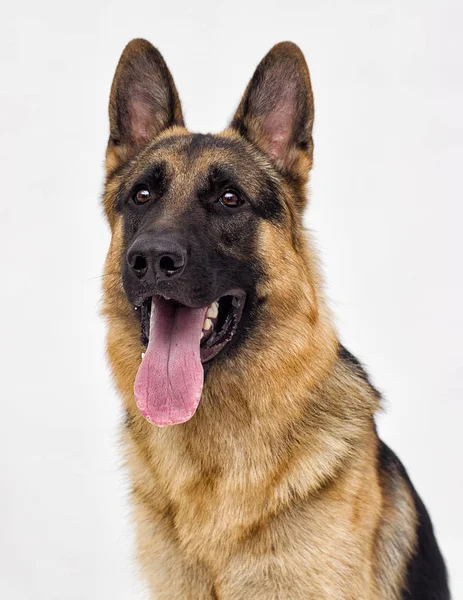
[196,164,240,205]
[143,133,244,157]
[116,161,169,214]
[131,162,169,199]
[210,585,219,600]
[124,409,135,430]
[196,163,284,223]
[377,441,450,599]
[145,134,188,154]
[187,133,245,155]
[259,173,284,221]
[338,344,381,401]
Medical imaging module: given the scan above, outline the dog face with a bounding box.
[103,39,319,426]
[116,133,278,352]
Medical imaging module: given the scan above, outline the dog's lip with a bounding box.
[133,288,246,310]
[133,290,207,310]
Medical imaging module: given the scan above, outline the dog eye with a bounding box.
[218,191,243,208]
[133,187,152,205]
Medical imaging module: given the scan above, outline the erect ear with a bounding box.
[107,39,184,166]
[230,42,314,182]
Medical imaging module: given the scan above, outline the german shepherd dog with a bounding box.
[102,39,450,599]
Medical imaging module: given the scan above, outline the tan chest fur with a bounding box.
[125,420,389,600]
[116,356,414,600]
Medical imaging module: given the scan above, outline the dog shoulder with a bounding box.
[376,440,450,600]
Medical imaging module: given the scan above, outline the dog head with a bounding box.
[102,39,334,426]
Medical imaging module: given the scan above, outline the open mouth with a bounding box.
[133,292,245,427]
[140,293,245,363]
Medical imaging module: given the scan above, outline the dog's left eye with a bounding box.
[218,191,243,208]
[133,187,152,205]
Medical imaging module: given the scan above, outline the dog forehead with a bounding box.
[130,132,273,195]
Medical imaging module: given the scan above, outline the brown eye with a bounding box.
[218,191,243,208]
[134,187,152,205]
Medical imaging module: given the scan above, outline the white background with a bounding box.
[0,0,461,598]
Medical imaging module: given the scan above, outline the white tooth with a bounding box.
[200,331,204,340]
[206,302,219,319]
[203,318,212,331]
[141,352,145,359]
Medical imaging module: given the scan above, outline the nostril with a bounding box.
[131,254,148,276]
[159,255,181,276]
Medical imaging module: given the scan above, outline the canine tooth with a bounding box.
[141,352,145,359]
[206,302,219,319]
[203,318,212,331]
[200,331,204,340]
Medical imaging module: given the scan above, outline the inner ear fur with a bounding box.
[107,39,184,168]
[230,42,314,187]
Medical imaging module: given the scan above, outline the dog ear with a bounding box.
[107,39,184,165]
[230,42,314,182]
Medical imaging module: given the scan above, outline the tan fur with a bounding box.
[101,40,419,599]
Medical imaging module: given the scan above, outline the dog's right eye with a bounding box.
[133,187,152,205]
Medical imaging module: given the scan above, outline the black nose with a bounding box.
[127,234,187,281]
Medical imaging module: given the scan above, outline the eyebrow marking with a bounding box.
[196,164,240,202]
[115,161,169,211]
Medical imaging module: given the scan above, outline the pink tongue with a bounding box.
[134,297,207,426]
